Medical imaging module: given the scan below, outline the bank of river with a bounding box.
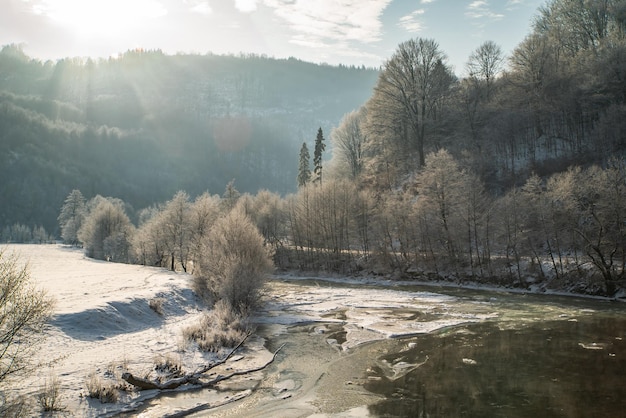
[134,276,626,417]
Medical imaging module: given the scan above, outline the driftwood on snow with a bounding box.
[122,333,284,391]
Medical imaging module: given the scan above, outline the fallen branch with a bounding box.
[122,333,284,392]
[197,343,285,388]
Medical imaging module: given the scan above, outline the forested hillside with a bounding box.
[0,47,379,235]
[353,2,626,191]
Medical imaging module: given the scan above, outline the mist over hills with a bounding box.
[0,46,379,234]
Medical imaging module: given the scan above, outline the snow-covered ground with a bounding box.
[7,244,501,416]
[8,244,212,416]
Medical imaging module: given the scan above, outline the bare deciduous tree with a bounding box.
[160,191,193,272]
[466,40,504,99]
[0,250,53,414]
[331,108,367,179]
[367,38,455,168]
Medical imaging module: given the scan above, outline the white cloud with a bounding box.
[264,0,393,47]
[468,0,487,8]
[185,0,212,15]
[235,0,258,13]
[505,0,526,10]
[399,9,425,33]
[465,0,503,20]
[421,0,436,3]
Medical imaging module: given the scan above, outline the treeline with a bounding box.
[0,47,379,235]
[296,151,626,297]
[0,223,53,244]
[59,151,626,297]
[58,186,273,310]
[0,46,378,121]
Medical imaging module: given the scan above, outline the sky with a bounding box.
[1,0,546,75]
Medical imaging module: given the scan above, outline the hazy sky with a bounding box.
[2,0,545,74]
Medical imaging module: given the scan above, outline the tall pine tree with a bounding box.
[297,142,311,188]
[313,128,325,185]
[58,189,86,246]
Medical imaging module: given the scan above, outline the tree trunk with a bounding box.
[122,335,284,391]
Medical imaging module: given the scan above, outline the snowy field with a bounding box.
[8,244,212,416]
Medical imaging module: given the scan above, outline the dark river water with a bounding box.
[350,285,626,418]
[365,315,626,417]
[131,281,626,418]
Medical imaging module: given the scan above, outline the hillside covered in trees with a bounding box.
[0,47,379,235]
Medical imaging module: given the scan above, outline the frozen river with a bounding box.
[134,276,626,417]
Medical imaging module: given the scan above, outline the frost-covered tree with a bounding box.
[58,189,86,245]
[189,192,222,271]
[78,196,134,262]
[411,149,492,272]
[247,189,286,246]
[160,191,193,272]
[297,142,311,188]
[221,179,241,213]
[132,209,167,267]
[195,208,274,312]
[331,108,366,179]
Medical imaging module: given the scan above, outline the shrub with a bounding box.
[38,374,65,412]
[149,297,166,316]
[194,208,274,312]
[86,372,119,404]
[153,353,183,381]
[182,300,250,352]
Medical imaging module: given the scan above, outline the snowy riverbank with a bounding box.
[8,244,619,416]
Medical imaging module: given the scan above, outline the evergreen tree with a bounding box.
[313,128,326,184]
[58,189,86,245]
[221,179,241,213]
[297,142,311,188]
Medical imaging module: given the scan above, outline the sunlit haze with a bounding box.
[35,0,167,39]
[2,0,545,73]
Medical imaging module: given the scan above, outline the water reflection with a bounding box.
[365,316,626,417]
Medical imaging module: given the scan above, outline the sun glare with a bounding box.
[35,0,167,39]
